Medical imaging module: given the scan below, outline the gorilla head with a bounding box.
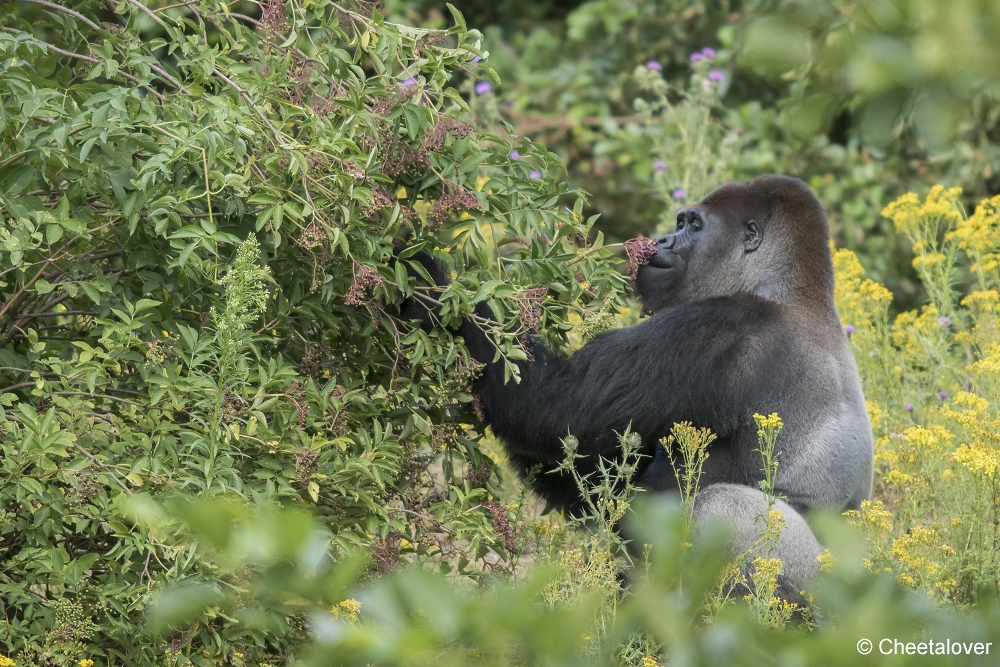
[634,175,835,314]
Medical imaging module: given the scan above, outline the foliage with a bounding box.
[5,0,1000,664]
[0,0,627,662]
[412,0,1000,308]
[738,0,1000,147]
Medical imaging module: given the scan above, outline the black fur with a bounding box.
[399,175,873,588]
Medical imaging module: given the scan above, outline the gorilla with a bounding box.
[400,175,873,596]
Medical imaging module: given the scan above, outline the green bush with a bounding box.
[0,0,625,663]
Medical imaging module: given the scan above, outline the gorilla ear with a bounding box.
[743,220,763,253]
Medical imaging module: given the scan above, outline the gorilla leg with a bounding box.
[693,483,822,603]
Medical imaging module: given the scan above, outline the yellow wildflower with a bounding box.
[753,412,783,431]
[0,656,15,667]
[332,598,362,621]
[79,661,94,667]
[817,549,835,572]
[952,444,1000,476]
[642,657,661,667]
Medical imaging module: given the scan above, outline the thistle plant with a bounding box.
[633,49,740,231]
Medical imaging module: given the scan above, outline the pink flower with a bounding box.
[672,188,686,199]
[905,404,914,412]
[690,53,703,63]
[509,150,520,159]
[653,160,667,170]
[529,170,542,179]
[645,60,662,71]
[939,391,949,400]
[844,324,856,334]
[475,81,492,95]
[624,237,659,279]
[708,70,724,82]
[702,47,716,58]
[401,77,416,87]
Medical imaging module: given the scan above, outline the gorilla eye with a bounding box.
[690,218,702,231]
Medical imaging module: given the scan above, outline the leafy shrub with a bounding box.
[0,0,626,662]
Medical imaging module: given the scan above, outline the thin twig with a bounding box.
[213,68,288,146]
[53,391,146,408]
[72,442,134,497]
[0,29,170,103]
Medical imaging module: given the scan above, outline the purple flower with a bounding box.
[939,391,949,400]
[708,70,725,82]
[653,160,668,171]
[690,53,703,63]
[475,81,493,95]
[702,47,716,58]
[844,324,856,334]
[672,188,686,199]
[938,316,951,327]
[509,150,520,160]
[472,55,481,63]
[401,77,416,87]
[905,404,915,412]
[645,60,663,71]
[529,170,542,179]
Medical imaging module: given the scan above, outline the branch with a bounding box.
[72,442,134,497]
[16,310,99,318]
[0,28,169,103]
[53,391,147,408]
[10,0,102,32]
[213,68,288,147]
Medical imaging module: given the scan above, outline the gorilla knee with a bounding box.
[693,483,822,601]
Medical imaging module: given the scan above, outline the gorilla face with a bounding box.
[635,197,764,314]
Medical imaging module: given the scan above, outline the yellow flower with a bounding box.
[752,412,783,431]
[817,549,835,572]
[844,499,893,534]
[79,661,94,667]
[0,655,15,667]
[952,444,1000,476]
[332,598,362,621]
[642,657,661,667]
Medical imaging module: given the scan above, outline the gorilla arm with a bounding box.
[459,294,785,467]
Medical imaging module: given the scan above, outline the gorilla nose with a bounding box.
[654,234,676,250]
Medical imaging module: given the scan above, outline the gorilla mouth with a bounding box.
[644,251,676,270]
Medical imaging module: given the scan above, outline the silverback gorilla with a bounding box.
[400,175,874,595]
